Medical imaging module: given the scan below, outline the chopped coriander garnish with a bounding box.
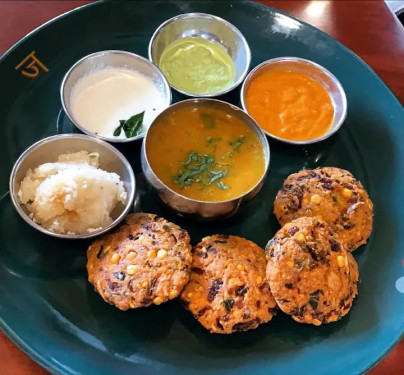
[217,181,230,190]
[206,136,221,148]
[228,136,246,152]
[172,135,248,190]
[200,112,216,128]
[172,152,230,189]
[207,169,228,184]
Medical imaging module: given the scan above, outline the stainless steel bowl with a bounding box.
[240,57,347,145]
[61,50,171,143]
[141,99,270,220]
[148,13,251,97]
[9,134,136,239]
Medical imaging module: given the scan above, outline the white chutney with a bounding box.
[70,68,167,139]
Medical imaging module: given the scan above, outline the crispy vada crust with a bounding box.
[266,217,359,325]
[273,167,373,251]
[181,234,277,334]
[87,213,192,310]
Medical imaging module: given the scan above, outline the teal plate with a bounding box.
[1,1,403,374]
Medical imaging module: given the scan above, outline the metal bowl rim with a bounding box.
[9,133,136,239]
[148,12,251,98]
[240,56,348,145]
[60,50,172,143]
[143,98,270,205]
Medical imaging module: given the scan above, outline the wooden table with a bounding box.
[0,1,403,374]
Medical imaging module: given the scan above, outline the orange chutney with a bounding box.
[146,106,265,202]
[245,70,334,141]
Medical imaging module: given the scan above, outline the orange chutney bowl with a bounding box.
[240,57,347,145]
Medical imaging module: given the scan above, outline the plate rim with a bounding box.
[1,0,402,109]
[0,312,63,375]
[0,1,403,374]
[1,0,98,62]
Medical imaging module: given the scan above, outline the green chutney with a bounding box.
[159,37,236,95]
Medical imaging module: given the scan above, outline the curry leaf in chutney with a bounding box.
[113,120,126,136]
[113,111,145,138]
[123,111,145,137]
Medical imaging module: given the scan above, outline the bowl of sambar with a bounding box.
[141,99,270,220]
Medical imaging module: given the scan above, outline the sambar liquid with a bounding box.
[147,107,265,201]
